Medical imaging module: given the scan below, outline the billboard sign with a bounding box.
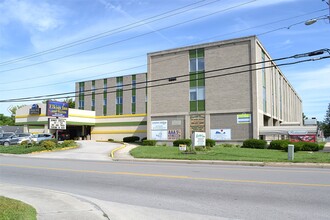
[29,104,41,115]
[46,101,69,118]
[192,132,206,147]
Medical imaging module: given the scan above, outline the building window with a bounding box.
[189,48,205,112]
[132,80,136,88]
[103,79,107,91]
[132,96,136,103]
[116,97,123,105]
[78,82,85,110]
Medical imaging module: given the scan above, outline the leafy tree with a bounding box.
[321,103,330,137]
[0,114,14,126]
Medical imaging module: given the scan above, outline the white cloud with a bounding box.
[0,0,65,31]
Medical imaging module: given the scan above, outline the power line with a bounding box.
[0,0,256,74]
[0,8,326,88]
[0,0,214,66]
[4,56,329,103]
[1,49,328,103]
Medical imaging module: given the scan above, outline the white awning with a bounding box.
[259,126,317,135]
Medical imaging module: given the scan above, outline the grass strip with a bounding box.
[130,146,330,163]
[0,196,37,220]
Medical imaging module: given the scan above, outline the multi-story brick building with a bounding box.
[16,36,303,142]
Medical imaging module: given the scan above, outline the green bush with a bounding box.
[142,140,157,146]
[141,137,147,142]
[123,136,140,143]
[206,139,216,147]
[61,140,76,148]
[318,142,325,151]
[242,139,267,149]
[39,139,58,145]
[173,139,192,147]
[40,140,56,150]
[268,140,290,150]
[301,142,319,151]
[20,140,30,145]
[222,143,235,148]
[108,139,114,142]
[283,142,302,152]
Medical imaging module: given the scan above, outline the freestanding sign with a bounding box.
[192,132,206,147]
[48,118,66,130]
[46,101,69,118]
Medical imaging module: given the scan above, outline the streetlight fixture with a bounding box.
[305,0,330,25]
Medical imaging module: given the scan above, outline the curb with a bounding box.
[30,145,79,155]
[113,158,330,169]
[111,144,126,158]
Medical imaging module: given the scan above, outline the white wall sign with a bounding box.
[237,114,251,124]
[151,120,168,130]
[48,118,66,130]
[211,129,231,140]
[151,130,168,140]
[192,132,206,147]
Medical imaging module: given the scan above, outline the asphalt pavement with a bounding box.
[1,140,330,220]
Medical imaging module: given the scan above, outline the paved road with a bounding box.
[25,140,121,161]
[1,156,330,220]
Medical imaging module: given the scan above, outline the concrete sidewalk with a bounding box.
[0,183,108,220]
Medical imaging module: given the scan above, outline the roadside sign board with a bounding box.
[48,118,66,130]
[46,101,69,118]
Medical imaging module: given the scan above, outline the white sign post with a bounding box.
[192,132,206,148]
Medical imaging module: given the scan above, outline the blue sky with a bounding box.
[0,0,329,121]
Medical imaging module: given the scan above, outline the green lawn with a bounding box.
[130,146,330,163]
[0,196,37,220]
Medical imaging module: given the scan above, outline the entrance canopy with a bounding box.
[259,126,317,136]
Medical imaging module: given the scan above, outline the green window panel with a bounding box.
[197,48,204,57]
[197,72,205,87]
[92,93,95,100]
[132,75,136,80]
[116,90,123,97]
[103,106,107,115]
[198,100,205,111]
[190,101,197,112]
[92,106,95,111]
[132,89,136,96]
[190,73,197,87]
[116,104,123,115]
[132,103,136,114]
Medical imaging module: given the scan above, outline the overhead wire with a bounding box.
[1,49,328,102]
[3,56,329,103]
[0,0,256,73]
[0,8,327,87]
[0,0,215,66]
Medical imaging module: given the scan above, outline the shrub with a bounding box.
[142,140,157,146]
[20,140,30,145]
[268,140,290,150]
[123,136,140,143]
[206,139,216,147]
[39,139,58,145]
[173,139,192,147]
[40,140,57,150]
[242,139,267,149]
[61,140,76,148]
[222,143,235,148]
[283,142,302,152]
[318,142,325,151]
[301,142,319,151]
[141,137,147,142]
[108,139,114,142]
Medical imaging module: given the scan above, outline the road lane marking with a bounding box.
[1,163,330,188]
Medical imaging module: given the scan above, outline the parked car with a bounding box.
[16,133,33,144]
[0,132,19,146]
[31,133,55,143]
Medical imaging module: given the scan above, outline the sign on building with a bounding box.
[237,113,251,124]
[46,101,69,118]
[211,129,231,140]
[29,104,41,115]
[151,130,167,140]
[151,120,168,130]
[48,118,67,130]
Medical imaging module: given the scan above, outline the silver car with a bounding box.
[31,133,55,143]
[16,133,33,144]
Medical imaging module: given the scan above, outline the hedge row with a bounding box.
[243,139,323,152]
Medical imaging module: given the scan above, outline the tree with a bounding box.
[0,114,14,126]
[321,103,330,138]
